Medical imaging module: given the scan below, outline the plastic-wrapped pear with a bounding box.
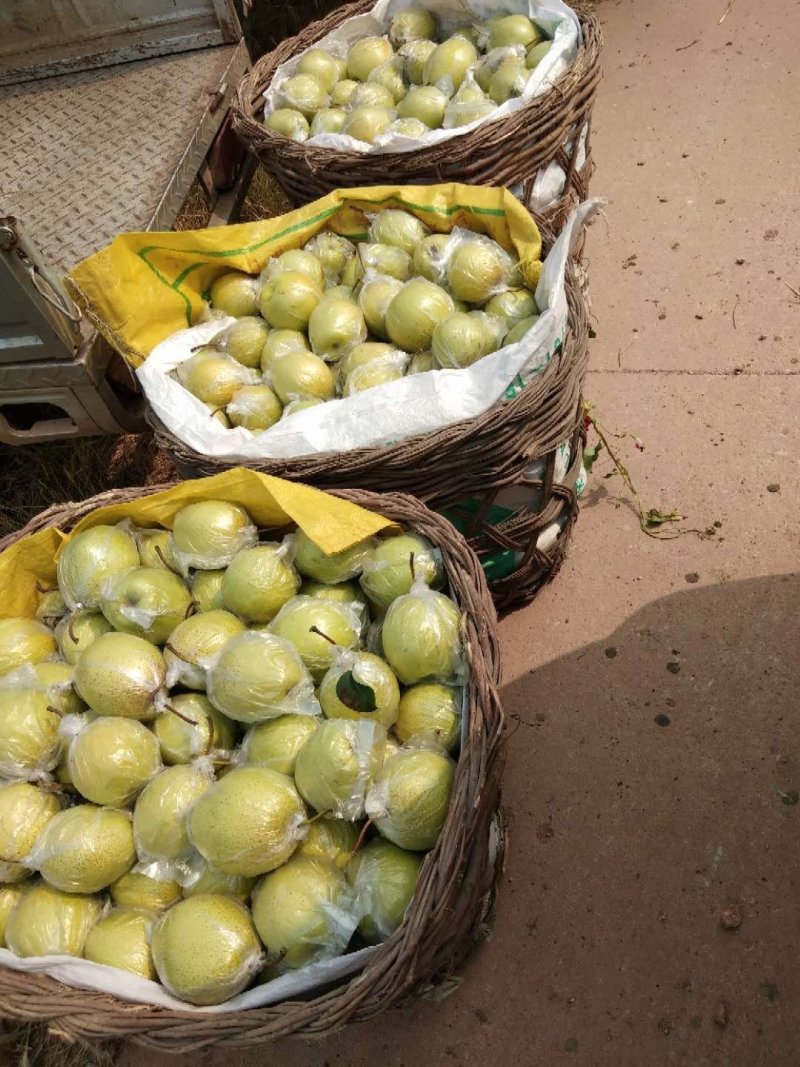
[344,353,407,395]
[4,882,103,957]
[292,529,371,585]
[188,766,307,876]
[56,525,139,612]
[73,632,166,720]
[300,580,368,611]
[447,235,513,304]
[360,532,443,610]
[400,38,436,84]
[432,310,498,368]
[239,714,320,775]
[396,85,447,128]
[251,856,357,971]
[389,6,436,48]
[209,271,259,316]
[0,782,61,883]
[489,56,528,104]
[261,329,309,374]
[343,106,395,145]
[180,856,255,902]
[164,610,245,690]
[504,313,539,345]
[155,694,236,764]
[367,57,407,104]
[207,631,317,724]
[283,397,325,417]
[526,40,552,70]
[35,589,67,626]
[366,747,455,850]
[304,232,355,284]
[0,884,24,944]
[359,243,413,282]
[338,341,399,383]
[31,805,136,893]
[310,107,348,135]
[346,36,393,81]
[389,116,428,138]
[151,894,262,1005]
[191,569,225,612]
[270,597,363,682]
[220,316,270,368]
[395,683,461,753]
[260,270,323,332]
[55,610,113,665]
[221,544,299,625]
[276,73,329,120]
[412,234,451,284]
[265,107,310,141]
[267,249,325,288]
[443,72,498,128]
[294,719,385,819]
[475,45,525,91]
[134,765,213,874]
[347,837,422,942]
[270,349,335,404]
[111,870,182,911]
[177,351,258,407]
[319,651,400,729]
[350,82,396,111]
[489,14,541,49]
[407,350,435,374]
[369,209,430,255]
[66,715,162,807]
[100,566,192,645]
[172,500,257,572]
[330,78,359,107]
[358,275,404,338]
[484,287,538,328]
[296,817,359,866]
[0,661,85,717]
[132,528,179,573]
[84,906,157,979]
[0,689,61,779]
[297,48,340,93]
[385,278,454,352]
[381,582,463,685]
[423,37,477,91]
[308,296,367,361]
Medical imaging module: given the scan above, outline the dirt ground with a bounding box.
[18,0,800,1062]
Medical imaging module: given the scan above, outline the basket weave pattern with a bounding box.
[0,486,503,1050]
[232,2,602,232]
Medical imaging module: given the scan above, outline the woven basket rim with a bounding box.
[0,485,504,1049]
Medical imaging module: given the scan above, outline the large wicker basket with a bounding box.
[0,484,503,1051]
[232,1,602,233]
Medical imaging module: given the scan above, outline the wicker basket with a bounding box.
[0,484,503,1050]
[232,2,602,234]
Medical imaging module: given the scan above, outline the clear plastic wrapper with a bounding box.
[226,384,283,432]
[308,295,367,362]
[99,566,192,645]
[346,837,423,942]
[0,661,85,717]
[0,884,24,944]
[357,272,404,339]
[178,854,256,902]
[0,782,62,883]
[294,719,386,819]
[164,609,246,690]
[349,82,395,112]
[0,688,62,780]
[0,618,57,679]
[387,116,428,138]
[28,804,136,894]
[269,596,365,683]
[398,38,436,84]
[110,870,182,911]
[359,532,443,610]
[154,694,237,765]
[187,765,308,877]
[304,232,356,286]
[133,764,214,880]
[318,650,400,729]
[380,579,466,685]
[443,228,515,304]
[296,817,359,867]
[357,243,413,282]
[260,328,310,373]
[151,895,264,1006]
[384,278,455,352]
[260,270,324,332]
[265,107,310,142]
[366,56,407,104]
[474,45,526,91]
[170,500,258,573]
[56,525,140,612]
[220,542,300,624]
[442,70,498,128]
[217,316,270,369]
[368,209,430,256]
[209,272,259,317]
[63,714,162,808]
[343,350,409,396]
[345,35,393,80]
[487,55,528,104]
[238,714,322,776]
[84,905,158,980]
[251,855,359,971]
[275,72,330,118]
[431,309,500,368]
[73,632,167,721]
[365,746,456,851]
[365,619,384,657]
[483,286,539,328]
[412,234,452,285]
[291,529,373,585]
[206,631,320,725]
[55,610,113,665]
[4,881,103,957]
[394,683,462,753]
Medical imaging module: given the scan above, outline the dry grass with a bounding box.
[172,178,212,231]
[0,1022,120,1067]
[239,164,292,222]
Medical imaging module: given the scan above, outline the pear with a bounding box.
[227,384,283,432]
[73,632,166,721]
[188,766,307,876]
[265,108,310,142]
[330,78,359,107]
[358,277,404,338]
[260,328,310,373]
[55,610,113,665]
[0,688,61,779]
[84,905,157,980]
[164,609,246,690]
[399,233,449,287]
[57,525,139,611]
[4,882,103,957]
[133,765,213,874]
[346,838,422,943]
[154,693,237,764]
[131,528,180,573]
[276,73,329,120]
[190,569,226,612]
[292,529,371,585]
[209,272,259,317]
[66,715,162,808]
[0,782,61,883]
[318,651,400,729]
[303,233,355,285]
[269,349,335,404]
[295,817,359,866]
[489,14,542,50]
[206,631,316,724]
[221,544,300,624]
[297,48,340,93]
[176,351,257,407]
[260,270,323,331]
[381,583,463,685]
[294,719,386,819]
[32,804,136,893]
[446,237,512,304]
[0,884,24,945]
[423,37,478,91]
[99,566,192,645]
[399,39,436,85]
[171,500,257,572]
[220,316,270,369]
[389,7,437,48]
[179,857,256,902]
[431,310,497,368]
[270,596,363,683]
[239,714,321,775]
[0,660,84,717]
[308,296,367,362]
[346,36,393,81]
[0,618,57,680]
[151,894,262,1005]
[343,106,395,145]
[395,683,461,753]
[385,279,454,352]
[299,579,368,611]
[396,85,448,128]
[111,870,182,912]
[366,747,455,850]
[266,249,325,289]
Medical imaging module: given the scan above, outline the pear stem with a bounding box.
[183,600,198,620]
[67,613,79,644]
[350,818,373,858]
[164,642,202,669]
[409,552,416,580]
[154,544,177,573]
[47,705,63,718]
[163,702,199,726]
[35,582,58,594]
[263,947,288,968]
[303,808,333,826]
[309,626,337,646]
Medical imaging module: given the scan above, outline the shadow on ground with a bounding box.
[105,572,799,1067]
